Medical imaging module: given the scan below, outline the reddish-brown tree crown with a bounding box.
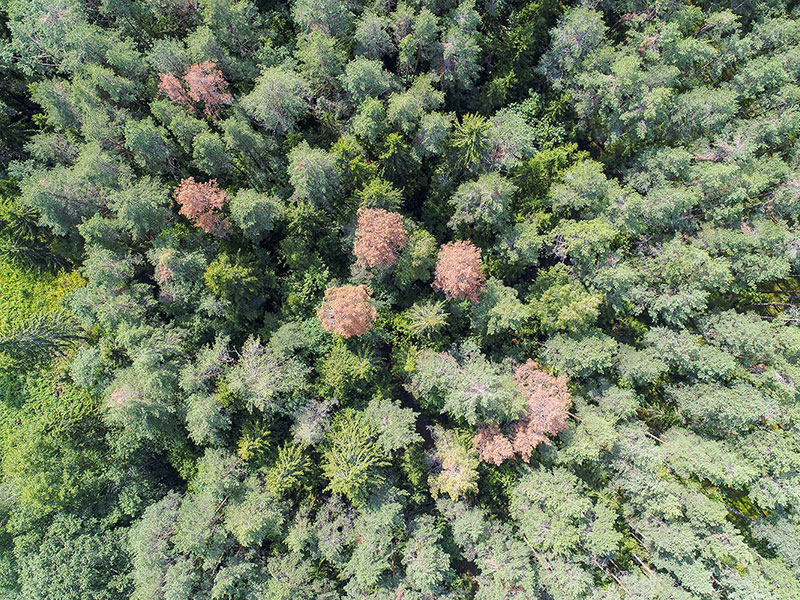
[510,360,571,460]
[432,240,485,303]
[158,62,232,118]
[184,61,233,117]
[353,207,407,269]
[158,72,191,106]
[174,177,229,235]
[317,285,378,338]
[473,422,515,466]
[474,360,571,465]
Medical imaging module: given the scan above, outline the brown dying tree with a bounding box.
[174,177,230,235]
[353,207,407,269]
[184,61,233,117]
[474,360,571,465]
[158,61,232,118]
[317,285,378,338]
[473,422,515,466]
[432,240,485,303]
[158,72,192,106]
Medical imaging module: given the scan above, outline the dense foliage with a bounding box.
[1,0,800,598]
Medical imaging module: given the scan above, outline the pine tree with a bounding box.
[0,311,82,366]
[321,410,389,505]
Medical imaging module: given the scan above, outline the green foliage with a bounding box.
[629,238,732,327]
[351,98,388,149]
[192,130,232,178]
[470,277,530,337]
[364,396,421,453]
[357,178,403,211]
[18,144,130,236]
[186,393,230,446]
[229,189,281,241]
[408,342,526,425]
[3,1,800,598]
[387,74,444,135]
[341,488,405,593]
[0,196,69,270]
[124,117,173,174]
[0,260,83,368]
[292,0,353,38]
[428,426,479,501]
[442,500,540,597]
[107,178,172,242]
[549,160,621,217]
[448,172,516,233]
[553,218,619,275]
[1,374,105,518]
[517,142,589,205]
[16,515,132,600]
[226,336,309,416]
[616,345,669,386]
[0,311,82,367]
[493,219,543,274]
[296,30,347,94]
[529,264,603,333]
[402,515,453,594]
[203,251,271,322]
[378,132,421,189]
[353,12,392,60]
[321,409,388,505]
[241,67,310,134]
[399,300,449,340]
[288,141,343,208]
[341,57,396,105]
[642,327,737,382]
[543,330,618,378]
[394,228,438,287]
[265,442,309,497]
[511,466,621,557]
[317,341,376,400]
[451,113,491,171]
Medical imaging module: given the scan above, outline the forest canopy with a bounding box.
[1,0,800,598]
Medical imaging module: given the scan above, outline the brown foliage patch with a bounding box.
[510,360,571,460]
[158,61,232,118]
[184,61,233,117]
[353,208,407,269]
[156,262,173,284]
[107,386,130,410]
[432,240,485,303]
[317,285,378,338]
[174,177,229,235]
[158,72,191,106]
[473,422,515,466]
[474,360,571,464]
